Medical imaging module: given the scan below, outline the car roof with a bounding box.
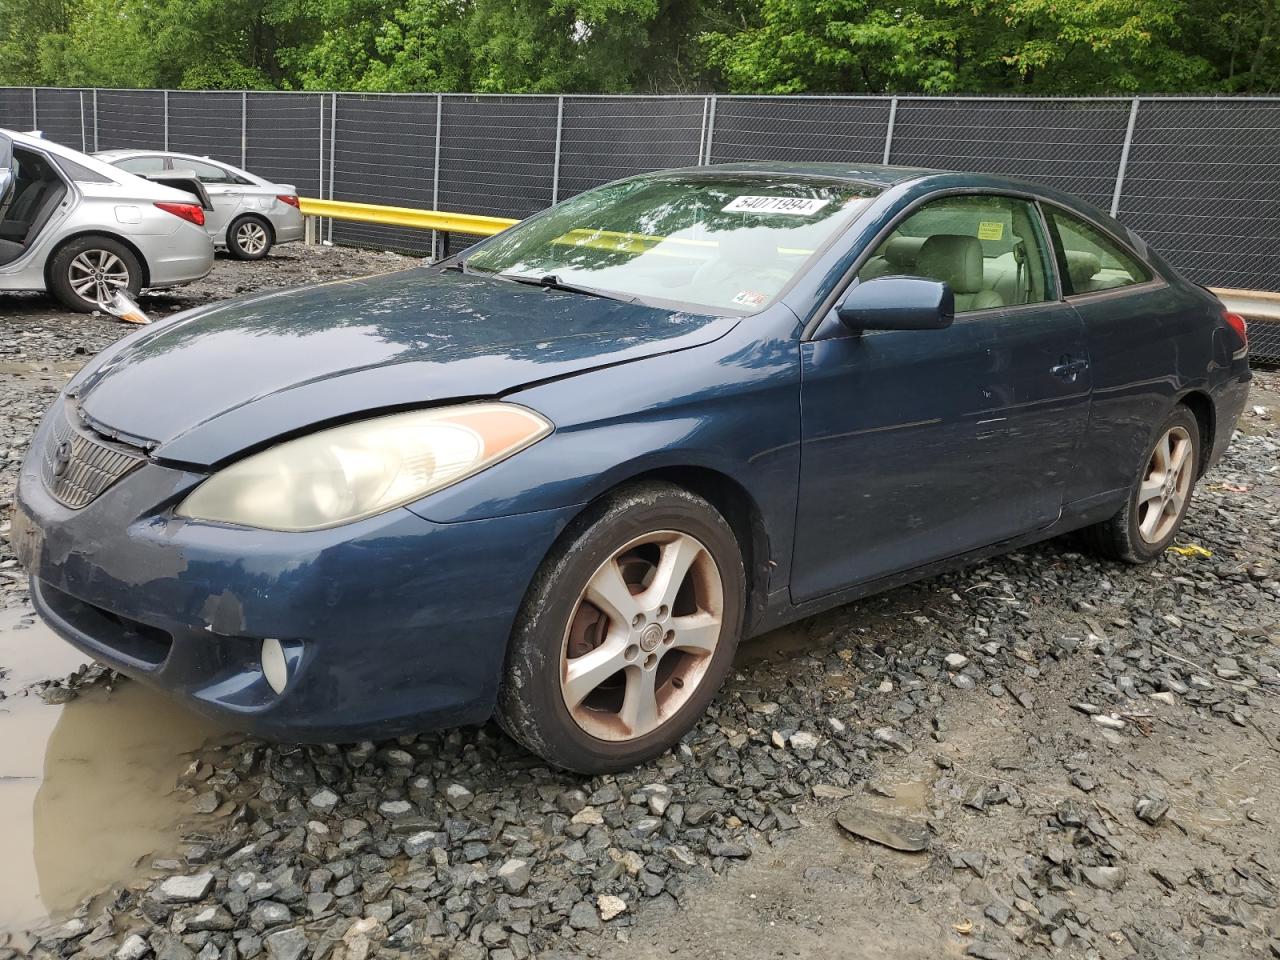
[684,161,942,186]
[94,148,228,164]
[1,127,132,178]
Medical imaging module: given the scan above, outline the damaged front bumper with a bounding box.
[14,406,575,742]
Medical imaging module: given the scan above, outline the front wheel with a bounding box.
[1083,406,1201,563]
[497,482,746,773]
[227,216,272,260]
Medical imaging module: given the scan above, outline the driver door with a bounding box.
[790,192,1092,603]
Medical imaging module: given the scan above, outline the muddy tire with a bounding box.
[496,482,746,774]
[227,215,272,260]
[1083,405,1201,564]
[48,236,143,313]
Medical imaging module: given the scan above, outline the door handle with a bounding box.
[1051,357,1089,380]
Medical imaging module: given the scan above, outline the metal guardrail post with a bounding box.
[551,95,564,204]
[92,89,98,151]
[703,95,717,164]
[883,96,898,164]
[163,90,169,150]
[79,91,86,152]
[432,94,443,260]
[30,88,36,130]
[241,91,247,168]
[1111,97,1140,217]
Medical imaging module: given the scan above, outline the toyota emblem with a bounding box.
[52,439,73,478]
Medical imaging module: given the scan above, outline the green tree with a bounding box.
[1,0,1276,93]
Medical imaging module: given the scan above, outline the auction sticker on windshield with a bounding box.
[723,196,831,216]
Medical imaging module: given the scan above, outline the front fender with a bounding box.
[407,330,802,581]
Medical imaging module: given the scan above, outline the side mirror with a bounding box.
[97,289,151,325]
[836,276,955,332]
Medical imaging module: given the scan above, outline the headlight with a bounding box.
[176,403,552,531]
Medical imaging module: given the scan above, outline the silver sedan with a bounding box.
[0,128,214,313]
[94,150,305,260]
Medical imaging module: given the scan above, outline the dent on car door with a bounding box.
[790,192,1092,604]
[1040,204,1193,501]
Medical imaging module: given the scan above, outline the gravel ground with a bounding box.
[1,247,1278,959]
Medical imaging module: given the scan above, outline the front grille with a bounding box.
[40,403,145,508]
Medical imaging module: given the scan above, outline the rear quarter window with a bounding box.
[1044,205,1153,296]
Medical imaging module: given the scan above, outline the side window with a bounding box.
[54,156,112,184]
[1044,206,1152,296]
[184,159,238,185]
[116,155,167,175]
[857,194,1053,313]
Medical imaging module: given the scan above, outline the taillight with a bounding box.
[1223,310,1248,349]
[154,201,205,227]
[276,194,300,208]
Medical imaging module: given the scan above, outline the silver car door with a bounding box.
[0,134,15,212]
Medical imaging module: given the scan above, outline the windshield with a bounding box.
[464,174,881,314]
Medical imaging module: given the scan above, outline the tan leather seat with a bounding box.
[1064,250,1101,292]
[915,234,1003,311]
[860,235,927,280]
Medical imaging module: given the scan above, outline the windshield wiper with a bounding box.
[497,272,638,304]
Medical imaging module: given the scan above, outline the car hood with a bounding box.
[72,268,738,467]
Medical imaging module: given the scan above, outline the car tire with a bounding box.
[1083,405,1202,564]
[48,236,143,314]
[227,215,273,260]
[496,481,746,774]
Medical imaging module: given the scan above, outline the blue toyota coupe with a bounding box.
[14,163,1251,772]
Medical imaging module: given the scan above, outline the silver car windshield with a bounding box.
[464,174,881,314]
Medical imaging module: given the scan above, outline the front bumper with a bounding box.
[15,409,576,741]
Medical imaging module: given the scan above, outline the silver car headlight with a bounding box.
[176,403,552,532]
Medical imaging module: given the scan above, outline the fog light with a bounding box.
[261,638,288,694]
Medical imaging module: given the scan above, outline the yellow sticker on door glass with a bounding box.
[977,221,1004,240]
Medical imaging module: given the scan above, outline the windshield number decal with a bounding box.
[723,196,831,216]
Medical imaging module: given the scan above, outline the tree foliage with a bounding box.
[1,0,1277,93]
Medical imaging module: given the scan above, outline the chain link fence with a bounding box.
[3,89,1279,307]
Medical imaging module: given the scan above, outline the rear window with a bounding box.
[1044,205,1153,295]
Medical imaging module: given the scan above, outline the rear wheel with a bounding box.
[497,482,745,773]
[227,215,272,260]
[48,236,143,313]
[1083,406,1201,563]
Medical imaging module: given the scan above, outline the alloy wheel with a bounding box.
[68,250,130,304]
[236,221,268,255]
[560,530,724,741]
[1137,425,1194,544]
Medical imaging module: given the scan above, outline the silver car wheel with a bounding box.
[235,220,268,256]
[68,250,130,304]
[560,530,724,742]
[1137,424,1194,544]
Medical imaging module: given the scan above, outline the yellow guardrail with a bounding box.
[298,197,516,236]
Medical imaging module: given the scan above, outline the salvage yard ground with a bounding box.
[0,247,1277,959]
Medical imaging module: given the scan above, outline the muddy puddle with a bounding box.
[0,608,226,932]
